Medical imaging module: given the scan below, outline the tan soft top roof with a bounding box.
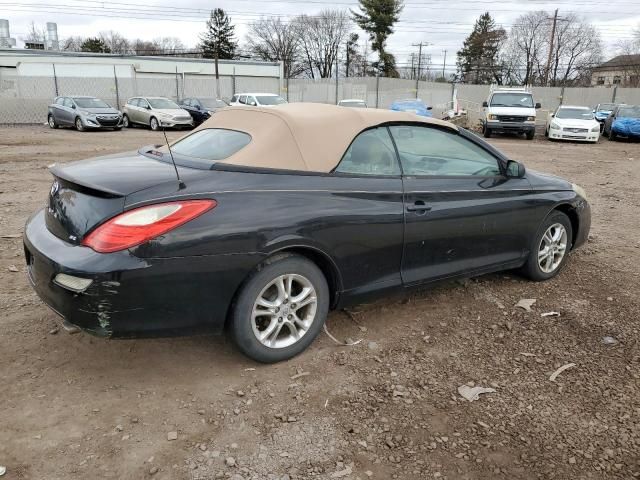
[193,102,457,172]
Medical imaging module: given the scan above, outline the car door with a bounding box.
[389,124,533,285]
[126,98,139,124]
[330,126,405,301]
[61,97,76,125]
[51,97,66,124]
[138,98,151,125]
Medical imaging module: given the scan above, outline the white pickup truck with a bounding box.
[481,87,541,140]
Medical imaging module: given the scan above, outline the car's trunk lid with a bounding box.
[46,151,199,244]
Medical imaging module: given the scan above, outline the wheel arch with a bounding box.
[551,203,580,249]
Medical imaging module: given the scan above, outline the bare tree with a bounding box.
[293,10,350,79]
[504,11,548,85]
[61,36,84,52]
[131,39,159,55]
[99,31,131,54]
[24,21,47,43]
[246,17,304,78]
[153,37,186,55]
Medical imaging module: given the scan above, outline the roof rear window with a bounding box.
[171,128,251,161]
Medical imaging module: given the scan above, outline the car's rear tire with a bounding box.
[75,117,85,132]
[230,253,329,363]
[48,114,58,129]
[521,211,573,281]
[150,117,159,131]
[122,115,130,128]
[483,124,492,138]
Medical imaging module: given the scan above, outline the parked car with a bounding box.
[390,99,432,117]
[122,97,193,130]
[24,104,590,363]
[593,102,617,131]
[179,98,227,126]
[47,96,123,131]
[603,104,640,141]
[481,87,541,140]
[545,105,600,143]
[229,93,287,107]
[338,99,368,108]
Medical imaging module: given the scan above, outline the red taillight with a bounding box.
[82,200,216,253]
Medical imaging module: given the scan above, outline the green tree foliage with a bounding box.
[351,0,403,77]
[199,8,237,59]
[80,37,111,53]
[456,12,506,84]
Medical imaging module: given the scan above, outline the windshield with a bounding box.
[256,95,287,106]
[341,101,367,108]
[597,103,615,111]
[555,108,594,120]
[73,97,110,109]
[171,128,251,161]
[618,106,640,118]
[202,99,227,109]
[490,93,534,108]
[148,98,180,109]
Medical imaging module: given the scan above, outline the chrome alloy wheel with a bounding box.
[251,274,318,349]
[538,223,568,273]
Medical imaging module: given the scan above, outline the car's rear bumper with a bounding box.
[486,121,535,133]
[23,209,262,338]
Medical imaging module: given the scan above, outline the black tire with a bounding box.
[609,130,617,141]
[75,117,85,132]
[122,115,130,128]
[521,211,573,281]
[544,127,549,137]
[113,127,122,131]
[230,253,329,363]
[150,117,159,131]
[48,114,58,129]
[483,124,492,138]
[526,130,535,140]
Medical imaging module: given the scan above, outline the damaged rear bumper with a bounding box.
[23,209,261,338]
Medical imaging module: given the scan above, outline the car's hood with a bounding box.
[153,108,190,116]
[488,106,536,116]
[526,168,572,190]
[612,117,640,134]
[80,107,120,115]
[552,118,599,129]
[595,110,612,118]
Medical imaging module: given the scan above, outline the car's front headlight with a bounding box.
[526,116,536,122]
[572,183,588,202]
[591,126,600,132]
[487,114,498,120]
[550,122,561,130]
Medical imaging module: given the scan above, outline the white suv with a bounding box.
[229,93,287,107]
[482,87,541,140]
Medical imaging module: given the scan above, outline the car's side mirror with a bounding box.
[535,102,542,109]
[550,113,555,118]
[427,106,433,111]
[72,104,76,109]
[506,160,526,178]
[482,101,488,108]
[195,104,201,110]
[147,105,151,110]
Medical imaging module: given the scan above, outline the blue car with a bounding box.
[593,102,617,131]
[390,99,433,117]
[604,105,640,141]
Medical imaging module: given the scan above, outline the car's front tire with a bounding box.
[48,114,58,129]
[150,117,159,131]
[521,211,572,281]
[230,253,329,363]
[122,115,130,128]
[526,130,535,140]
[483,124,492,138]
[75,117,85,132]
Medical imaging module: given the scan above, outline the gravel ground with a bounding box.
[0,125,639,480]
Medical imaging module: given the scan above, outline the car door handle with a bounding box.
[406,201,432,212]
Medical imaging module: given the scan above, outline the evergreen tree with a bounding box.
[352,0,403,77]
[80,37,111,53]
[456,12,506,84]
[199,8,237,60]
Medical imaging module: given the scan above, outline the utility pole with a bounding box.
[345,41,350,78]
[412,42,429,98]
[335,44,339,105]
[442,50,447,80]
[544,9,558,87]
[214,43,220,99]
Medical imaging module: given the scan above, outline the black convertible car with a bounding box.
[24,104,591,362]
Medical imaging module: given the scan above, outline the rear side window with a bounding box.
[335,127,400,176]
[390,125,501,176]
[128,98,139,106]
[171,128,251,161]
[230,95,238,103]
[55,97,65,105]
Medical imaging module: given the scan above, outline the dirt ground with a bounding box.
[1,125,639,480]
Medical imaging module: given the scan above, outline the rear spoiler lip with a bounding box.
[49,165,126,198]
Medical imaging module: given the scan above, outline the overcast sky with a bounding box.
[3,0,640,73]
